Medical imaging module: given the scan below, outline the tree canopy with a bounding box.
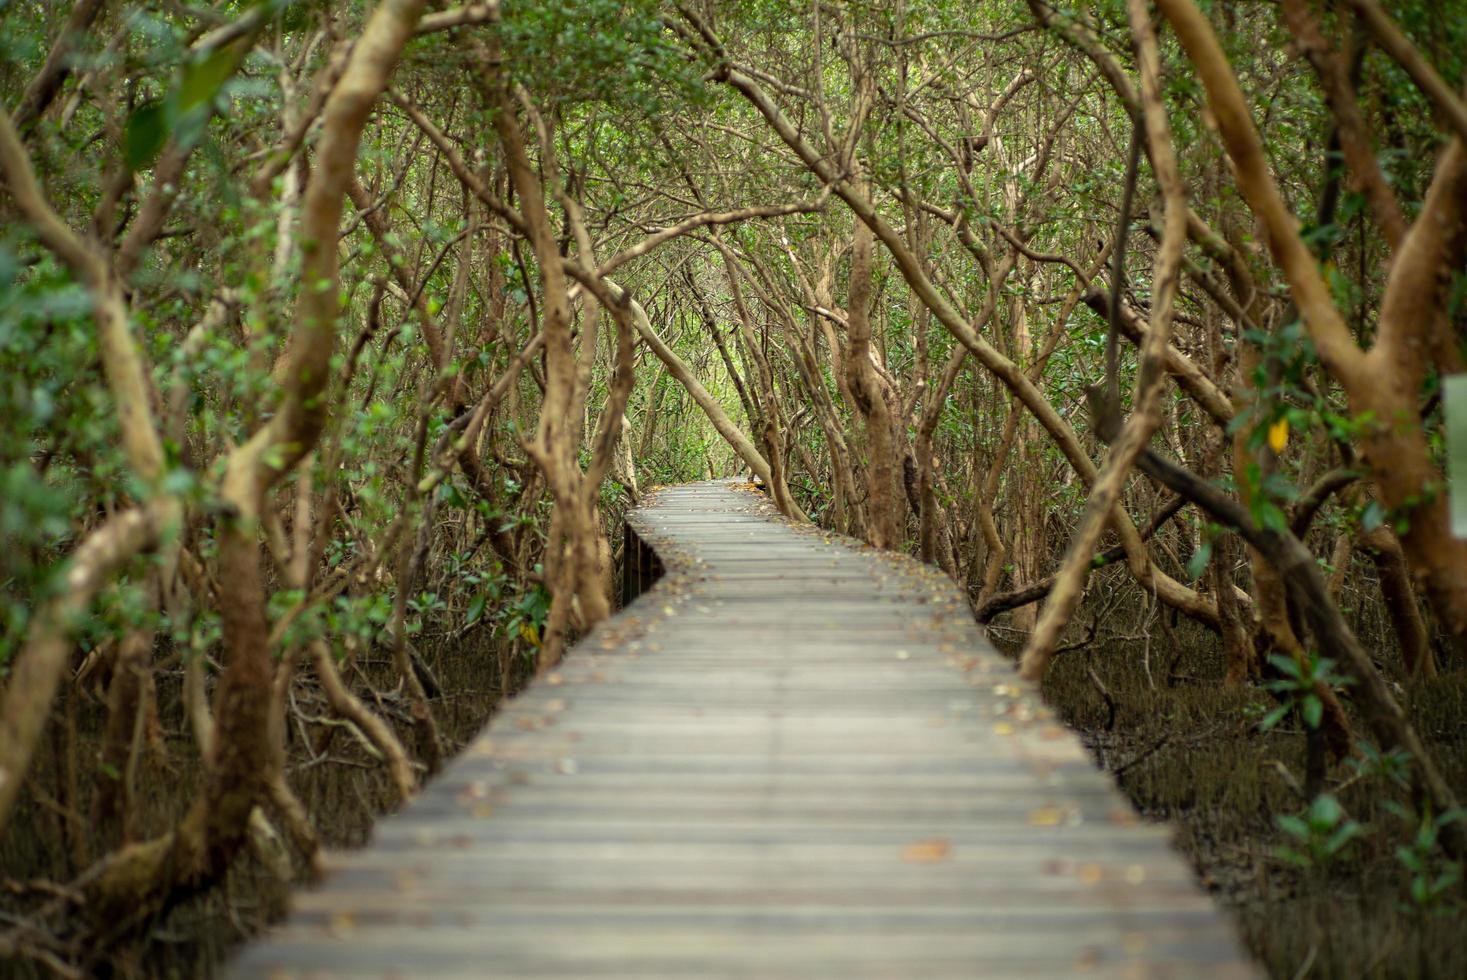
[2,0,1466,975]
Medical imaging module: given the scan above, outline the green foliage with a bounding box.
[407,591,447,634]
[0,247,128,669]
[1259,652,1352,732]
[496,0,708,115]
[122,2,285,171]
[1275,794,1362,869]
[505,576,551,651]
[1348,741,1413,793]
[1391,808,1465,915]
[325,593,394,652]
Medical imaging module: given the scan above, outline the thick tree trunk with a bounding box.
[844,207,902,549]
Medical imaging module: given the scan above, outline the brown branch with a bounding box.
[1290,467,1361,538]
[1125,441,1461,855]
[1280,0,1407,247]
[0,502,173,832]
[1083,286,1235,424]
[1020,0,1191,681]
[975,494,1189,624]
[595,195,829,278]
[13,0,106,133]
[416,3,497,34]
[1154,0,1367,390]
[695,10,1218,630]
[1344,0,1467,145]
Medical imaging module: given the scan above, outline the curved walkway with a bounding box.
[228,480,1253,978]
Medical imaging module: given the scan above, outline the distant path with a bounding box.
[228,479,1254,978]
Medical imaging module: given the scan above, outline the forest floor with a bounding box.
[0,631,530,978]
[993,606,1467,979]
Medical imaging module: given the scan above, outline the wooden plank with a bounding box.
[227,479,1255,978]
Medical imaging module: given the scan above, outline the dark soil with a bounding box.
[0,628,525,979]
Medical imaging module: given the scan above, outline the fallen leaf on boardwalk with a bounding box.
[328,911,355,936]
[545,699,566,712]
[1027,805,1066,827]
[1078,863,1104,885]
[993,722,1015,736]
[554,757,578,775]
[546,672,564,685]
[901,838,951,862]
[1109,808,1139,826]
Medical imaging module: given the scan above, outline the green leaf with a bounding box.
[124,101,170,170]
[1257,501,1289,534]
[1325,822,1360,854]
[180,44,238,115]
[1185,539,1212,581]
[1276,814,1310,840]
[1259,705,1290,730]
[465,593,486,626]
[1267,653,1303,679]
[1279,850,1312,868]
[1302,695,1323,729]
[1310,794,1343,826]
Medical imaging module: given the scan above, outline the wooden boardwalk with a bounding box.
[228,480,1253,978]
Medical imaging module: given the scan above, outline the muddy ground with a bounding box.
[994,598,1467,979]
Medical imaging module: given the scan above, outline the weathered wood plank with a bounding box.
[227,479,1254,978]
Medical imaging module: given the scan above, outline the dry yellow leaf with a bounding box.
[328,911,355,937]
[901,838,952,863]
[1268,418,1289,453]
[1027,805,1065,827]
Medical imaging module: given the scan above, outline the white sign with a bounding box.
[1449,375,1467,539]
